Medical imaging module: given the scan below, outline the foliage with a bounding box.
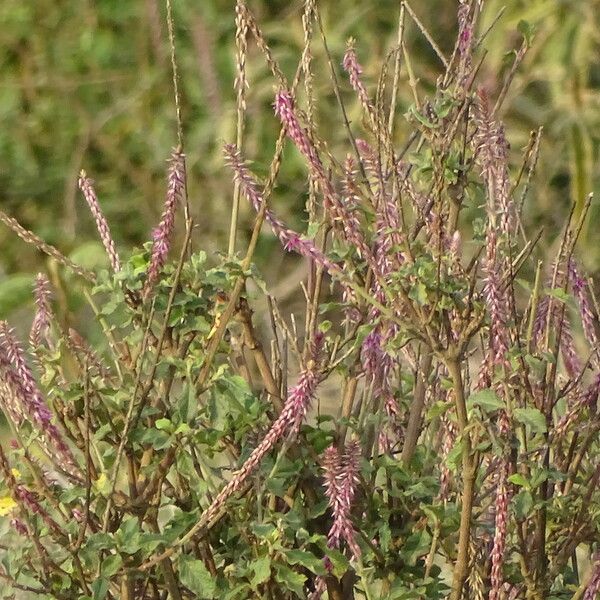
[0,0,598,282]
[0,2,599,599]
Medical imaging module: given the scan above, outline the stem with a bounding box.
[228,0,247,256]
[401,350,432,465]
[446,356,475,600]
[148,516,183,600]
[237,298,282,410]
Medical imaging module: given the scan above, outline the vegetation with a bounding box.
[0,1,599,599]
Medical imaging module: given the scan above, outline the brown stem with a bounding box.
[325,575,346,600]
[338,372,359,443]
[401,350,432,465]
[148,516,183,600]
[120,570,135,600]
[237,297,282,411]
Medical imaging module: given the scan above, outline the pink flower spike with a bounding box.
[198,333,323,527]
[78,170,121,272]
[584,555,600,600]
[224,144,339,275]
[569,259,599,362]
[143,149,186,298]
[489,461,510,600]
[322,439,362,560]
[0,322,78,474]
[274,90,325,177]
[342,39,375,118]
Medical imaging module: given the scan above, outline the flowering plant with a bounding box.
[0,2,598,599]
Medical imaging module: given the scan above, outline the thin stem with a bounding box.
[401,351,432,465]
[446,355,475,600]
[165,0,190,229]
[228,0,248,256]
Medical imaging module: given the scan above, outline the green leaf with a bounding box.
[91,577,109,600]
[517,19,534,45]
[546,288,570,303]
[59,486,86,503]
[325,548,350,580]
[221,584,251,600]
[306,221,320,238]
[508,473,529,488]
[116,517,141,554]
[273,564,306,597]
[155,418,172,431]
[94,472,111,497]
[402,529,432,566]
[513,490,533,519]
[426,400,452,420]
[250,555,271,588]
[408,105,437,128]
[446,436,464,471]
[100,554,122,578]
[250,523,277,538]
[409,281,428,305]
[319,320,332,333]
[514,408,547,433]
[179,556,216,598]
[284,549,327,575]
[467,390,504,412]
[84,532,115,553]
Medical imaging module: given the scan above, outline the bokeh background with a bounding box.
[0,0,598,324]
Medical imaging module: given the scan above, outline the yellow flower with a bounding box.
[0,496,17,516]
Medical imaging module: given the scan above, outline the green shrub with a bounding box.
[0,2,599,599]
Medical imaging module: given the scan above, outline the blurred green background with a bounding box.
[0,0,598,322]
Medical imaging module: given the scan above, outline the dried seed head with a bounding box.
[29,274,52,349]
[78,170,121,272]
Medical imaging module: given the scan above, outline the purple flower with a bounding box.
[342,39,375,119]
[273,90,372,267]
[489,461,509,600]
[559,314,582,378]
[482,224,511,369]
[322,439,361,559]
[143,149,186,298]
[473,90,513,238]
[10,518,28,536]
[0,322,52,426]
[199,334,323,527]
[569,259,598,362]
[224,144,340,276]
[78,170,121,272]
[456,1,473,86]
[584,554,600,600]
[274,90,324,177]
[0,322,78,475]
